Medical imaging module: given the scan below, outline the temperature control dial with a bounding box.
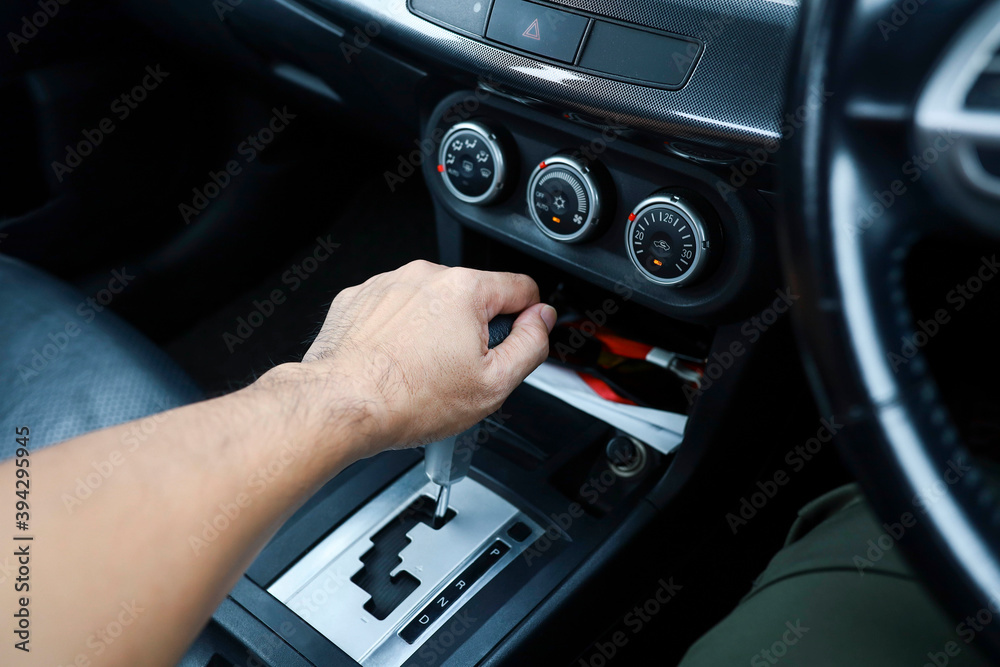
[626,193,715,286]
[527,155,604,243]
[438,121,506,205]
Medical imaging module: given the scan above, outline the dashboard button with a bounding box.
[506,521,532,542]
[579,22,700,87]
[486,0,588,63]
[409,0,493,37]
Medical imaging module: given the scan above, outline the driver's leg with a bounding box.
[679,484,990,666]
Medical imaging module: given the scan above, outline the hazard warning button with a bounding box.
[486,0,588,63]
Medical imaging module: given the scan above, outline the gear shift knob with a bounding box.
[424,314,517,526]
[485,314,516,350]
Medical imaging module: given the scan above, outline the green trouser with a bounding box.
[678,484,991,666]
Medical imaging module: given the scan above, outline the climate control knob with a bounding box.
[526,155,605,243]
[438,121,507,205]
[625,193,716,286]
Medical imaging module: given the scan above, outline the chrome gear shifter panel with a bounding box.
[268,465,542,667]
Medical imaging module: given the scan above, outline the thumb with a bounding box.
[486,303,556,394]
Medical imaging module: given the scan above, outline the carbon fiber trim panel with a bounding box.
[310,0,799,148]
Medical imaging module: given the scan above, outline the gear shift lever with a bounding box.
[424,314,517,527]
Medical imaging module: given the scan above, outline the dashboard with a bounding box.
[312,0,800,147]
[120,0,802,324]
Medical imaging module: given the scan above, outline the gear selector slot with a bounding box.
[351,495,456,619]
[269,466,541,666]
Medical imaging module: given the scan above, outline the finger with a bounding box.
[472,270,541,319]
[485,302,555,396]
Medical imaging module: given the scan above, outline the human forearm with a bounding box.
[9,364,361,666]
[2,260,554,666]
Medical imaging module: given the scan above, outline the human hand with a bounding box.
[295,260,555,457]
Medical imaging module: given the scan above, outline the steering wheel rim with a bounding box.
[780,0,1000,657]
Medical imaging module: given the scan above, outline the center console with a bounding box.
[143,0,811,664]
[191,375,683,667]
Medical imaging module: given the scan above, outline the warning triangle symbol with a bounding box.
[522,18,541,40]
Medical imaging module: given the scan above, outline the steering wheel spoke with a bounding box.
[915,0,1000,233]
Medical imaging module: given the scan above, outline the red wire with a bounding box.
[578,372,638,405]
[563,323,653,360]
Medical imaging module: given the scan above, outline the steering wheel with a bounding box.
[781,0,1000,658]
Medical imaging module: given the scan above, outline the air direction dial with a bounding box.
[438,121,506,205]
